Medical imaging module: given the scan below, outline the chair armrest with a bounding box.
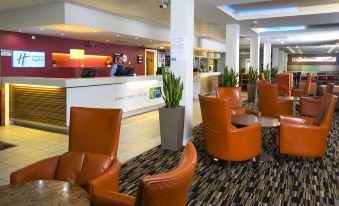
[92,190,135,206]
[244,109,261,117]
[279,115,314,125]
[300,96,322,117]
[277,100,293,115]
[88,159,121,197]
[10,155,60,183]
[280,123,328,157]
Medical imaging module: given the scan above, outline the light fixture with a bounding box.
[40,27,44,31]
[252,25,306,33]
[93,30,97,33]
[60,33,64,36]
[134,37,138,40]
[70,49,85,60]
[65,25,69,28]
[115,34,120,37]
[106,40,109,43]
[281,41,284,44]
[160,46,165,49]
[296,46,299,48]
[149,40,153,42]
[18,29,22,32]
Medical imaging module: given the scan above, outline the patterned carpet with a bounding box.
[119,104,339,206]
[0,141,15,151]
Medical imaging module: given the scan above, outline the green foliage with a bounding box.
[161,67,183,108]
[271,66,279,78]
[220,65,239,87]
[248,66,259,84]
[263,64,271,80]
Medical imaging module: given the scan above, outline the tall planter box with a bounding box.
[159,106,185,151]
[247,84,256,102]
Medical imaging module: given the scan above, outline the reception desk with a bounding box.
[1,76,164,130]
[193,72,220,99]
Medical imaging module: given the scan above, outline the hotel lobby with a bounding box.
[0,0,338,205]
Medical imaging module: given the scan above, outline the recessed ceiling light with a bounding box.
[106,40,109,42]
[296,46,299,48]
[93,30,97,33]
[281,41,284,44]
[60,33,64,36]
[277,38,281,42]
[253,20,258,24]
[40,28,44,31]
[160,46,165,49]
[149,40,153,42]
[116,34,120,37]
[134,37,138,40]
[18,29,22,32]
[65,25,69,28]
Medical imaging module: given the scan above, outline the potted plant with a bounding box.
[247,66,259,102]
[159,67,184,151]
[217,65,240,100]
[271,66,279,83]
[263,64,271,81]
[107,61,113,67]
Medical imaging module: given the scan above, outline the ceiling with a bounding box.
[0,0,339,54]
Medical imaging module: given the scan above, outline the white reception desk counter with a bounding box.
[1,76,164,130]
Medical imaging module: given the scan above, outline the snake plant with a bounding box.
[271,66,279,78]
[263,64,271,80]
[161,67,183,108]
[248,66,259,84]
[220,65,239,87]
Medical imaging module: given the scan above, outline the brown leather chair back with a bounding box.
[216,87,241,107]
[304,74,312,95]
[325,82,335,94]
[69,107,122,159]
[275,73,292,96]
[259,84,280,117]
[256,80,270,94]
[134,142,197,206]
[314,93,338,127]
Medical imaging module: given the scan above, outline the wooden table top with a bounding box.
[0,180,90,206]
[231,114,280,128]
[278,96,300,101]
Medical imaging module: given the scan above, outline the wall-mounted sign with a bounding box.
[12,50,45,68]
[137,55,143,64]
[1,49,12,56]
[158,52,165,67]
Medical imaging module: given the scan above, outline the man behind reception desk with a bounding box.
[111,56,129,76]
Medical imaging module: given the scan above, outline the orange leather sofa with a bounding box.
[275,73,293,96]
[91,142,197,206]
[259,84,293,118]
[279,93,337,160]
[199,95,261,162]
[216,87,260,116]
[300,83,335,117]
[292,73,312,97]
[10,107,123,198]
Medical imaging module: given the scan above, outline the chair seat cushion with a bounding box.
[55,152,112,186]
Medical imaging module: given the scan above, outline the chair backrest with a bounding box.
[199,95,232,156]
[325,82,335,94]
[216,87,241,107]
[256,80,270,94]
[259,84,279,117]
[134,142,197,206]
[303,73,312,95]
[69,107,122,159]
[314,93,338,128]
[259,73,265,80]
[275,73,292,96]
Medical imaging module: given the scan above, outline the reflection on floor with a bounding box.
[0,99,205,186]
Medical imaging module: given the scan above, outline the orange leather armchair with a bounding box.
[216,87,260,116]
[259,84,293,118]
[275,73,293,96]
[279,93,337,159]
[292,73,312,97]
[199,95,261,162]
[300,83,335,117]
[10,107,123,197]
[91,142,197,206]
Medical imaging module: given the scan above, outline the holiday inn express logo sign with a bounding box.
[12,50,45,68]
[150,87,161,99]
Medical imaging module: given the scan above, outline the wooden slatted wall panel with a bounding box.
[9,85,66,127]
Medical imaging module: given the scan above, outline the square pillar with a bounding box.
[250,36,260,69]
[225,24,240,73]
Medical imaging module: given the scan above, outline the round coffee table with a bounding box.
[231,114,280,162]
[0,180,90,206]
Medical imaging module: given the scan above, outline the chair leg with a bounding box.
[255,155,260,168]
[318,157,324,169]
[279,154,286,164]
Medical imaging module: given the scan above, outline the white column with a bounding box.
[263,43,271,69]
[284,52,288,72]
[170,0,194,143]
[272,47,279,68]
[225,24,240,72]
[278,50,285,73]
[250,36,260,70]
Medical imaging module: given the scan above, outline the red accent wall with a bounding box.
[0,31,147,77]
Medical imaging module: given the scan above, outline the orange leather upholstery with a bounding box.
[292,73,312,97]
[275,73,293,96]
[259,84,293,118]
[10,107,123,198]
[259,73,265,80]
[92,142,197,206]
[300,83,335,117]
[279,93,337,157]
[199,95,261,161]
[216,87,260,116]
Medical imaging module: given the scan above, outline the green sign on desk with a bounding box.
[150,87,161,99]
